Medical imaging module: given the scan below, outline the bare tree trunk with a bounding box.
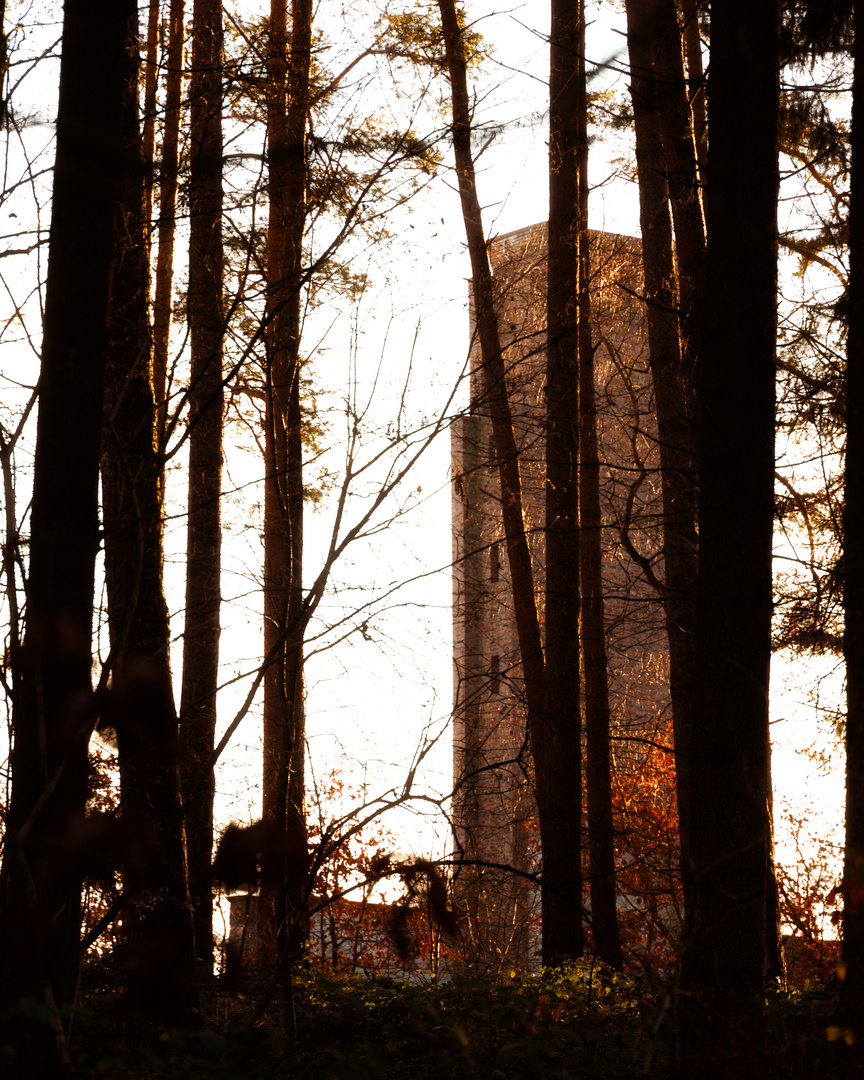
[678,4,779,1076]
[260,0,313,1036]
[0,0,8,123]
[548,0,621,971]
[141,0,160,230]
[842,1,864,1065]
[0,1,131,1067]
[439,0,586,969]
[764,749,786,985]
[101,12,195,1017]
[643,0,705,390]
[179,0,224,973]
[625,0,697,922]
[543,0,586,968]
[679,0,707,177]
[151,0,185,442]
[579,235,622,971]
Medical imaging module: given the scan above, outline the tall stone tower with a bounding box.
[450,223,670,974]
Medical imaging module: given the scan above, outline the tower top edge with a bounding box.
[489,222,639,249]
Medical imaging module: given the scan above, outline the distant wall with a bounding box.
[450,223,671,974]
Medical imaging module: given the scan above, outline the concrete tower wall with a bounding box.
[451,223,671,973]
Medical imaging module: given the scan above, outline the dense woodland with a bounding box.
[0,0,859,1076]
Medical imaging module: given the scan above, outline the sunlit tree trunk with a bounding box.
[645,0,705,369]
[260,0,313,1035]
[678,4,779,1076]
[179,0,224,973]
[0,1,131,1067]
[679,0,707,177]
[141,0,159,229]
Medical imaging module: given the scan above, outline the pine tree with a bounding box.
[179,0,225,972]
[260,0,314,1036]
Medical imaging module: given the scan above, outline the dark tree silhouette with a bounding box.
[678,4,780,1077]
[101,5,195,1014]
[259,0,314,1038]
[0,0,135,1068]
[179,0,225,973]
[843,0,864,1065]
[624,0,698,921]
[545,0,587,967]
[150,0,185,441]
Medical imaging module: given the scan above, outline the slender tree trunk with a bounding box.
[678,5,779,1077]
[646,0,705,365]
[0,0,8,123]
[579,240,622,971]
[548,0,621,971]
[543,0,586,968]
[100,11,195,1017]
[842,2,864,1064]
[580,343,622,971]
[179,0,224,973]
[152,0,185,443]
[625,0,697,921]
[679,0,707,178]
[764,750,786,985]
[260,0,313,1033]
[439,0,584,969]
[0,1,131,1068]
[141,0,160,230]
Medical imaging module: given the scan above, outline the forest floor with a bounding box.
[59,959,853,1078]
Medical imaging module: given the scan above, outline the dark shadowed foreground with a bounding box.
[40,959,846,1079]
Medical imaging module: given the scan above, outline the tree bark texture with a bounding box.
[642,0,705,386]
[151,0,185,441]
[625,0,697,919]
[141,0,159,230]
[0,0,132,1068]
[678,5,780,1077]
[843,1,864,1063]
[544,0,586,969]
[179,0,224,972]
[260,0,313,1026]
[679,0,707,177]
[101,13,195,1017]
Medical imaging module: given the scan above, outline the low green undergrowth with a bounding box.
[292,963,668,1080]
[16,959,846,1078]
